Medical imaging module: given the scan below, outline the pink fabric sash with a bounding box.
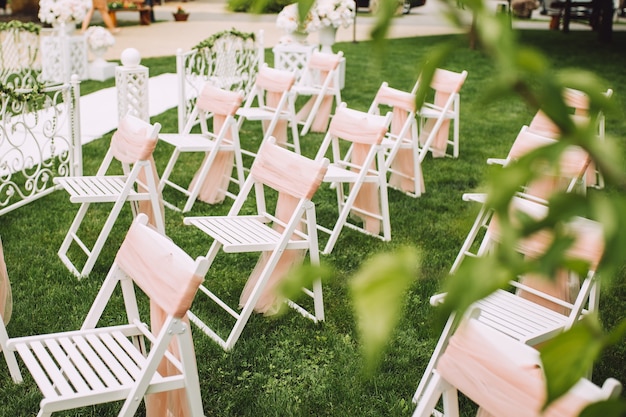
[239,193,305,314]
[525,145,590,200]
[296,52,342,133]
[238,140,327,314]
[257,66,295,146]
[418,69,466,158]
[329,108,388,234]
[110,116,157,164]
[112,116,163,229]
[137,156,165,230]
[377,85,425,194]
[187,86,243,205]
[438,319,597,417]
[488,199,603,314]
[0,237,12,325]
[116,221,204,417]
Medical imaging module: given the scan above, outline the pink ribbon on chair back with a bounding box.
[0,237,12,325]
[329,107,388,234]
[116,220,204,417]
[257,66,296,146]
[239,140,327,314]
[112,116,164,229]
[188,85,243,204]
[438,319,596,417]
[296,52,342,133]
[525,145,590,200]
[488,198,603,314]
[419,69,466,158]
[377,85,426,194]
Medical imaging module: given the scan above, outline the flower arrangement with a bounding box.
[38,0,90,25]
[276,0,355,35]
[84,26,115,50]
[276,3,319,35]
[174,6,188,14]
[314,0,356,29]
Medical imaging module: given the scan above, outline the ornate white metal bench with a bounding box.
[175,28,264,133]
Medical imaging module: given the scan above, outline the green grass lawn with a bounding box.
[0,29,625,416]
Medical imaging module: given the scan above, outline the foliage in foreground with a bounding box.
[1,25,626,417]
[338,0,626,414]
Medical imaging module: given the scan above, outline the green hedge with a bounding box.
[227,0,294,13]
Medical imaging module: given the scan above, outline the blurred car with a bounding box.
[356,0,427,14]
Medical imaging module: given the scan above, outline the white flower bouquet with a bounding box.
[85,26,116,50]
[38,0,90,25]
[314,0,356,29]
[276,3,319,34]
[276,0,355,34]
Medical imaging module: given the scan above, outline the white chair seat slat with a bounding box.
[71,334,125,388]
[44,338,91,394]
[475,290,566,343]
[84,333,135,386]
[187,216,284,252]
[13,342,59,398]
[110,330,148,366]
[58,336,107,391]
[30,340,76,396]
[98,332,143,379]
[61,177,130,201]
[159,133,219,152]
[324,164,360,183]
[236,107,283,121]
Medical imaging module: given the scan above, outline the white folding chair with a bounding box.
[158,84,245,212]
[54,115,164,278]
[314,104,393,255]
[416,68,468,158]
[291,50,344,136]
[236,64,300,159]
[367,81,428,198]
[413,309,622,417]
[0,237,20,383]
[6,214,209,417]
[183,138,329,351]
[528,87,613,189]
[413,195,605,405]
[484,125,590,201]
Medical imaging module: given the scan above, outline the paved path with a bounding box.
[98,0,572,61]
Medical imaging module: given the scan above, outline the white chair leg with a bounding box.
[0,320,21,383]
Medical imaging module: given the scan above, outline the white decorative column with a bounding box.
[40,28,89,83]
[115,48,149,123]
[272,42,317,82]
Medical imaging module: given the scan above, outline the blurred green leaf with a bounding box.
[350,246,420,375]
[540,315,605,409]
[580,399,626,417]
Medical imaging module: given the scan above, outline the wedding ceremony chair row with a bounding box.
[183,138,329,351]
[158,84,245,212]
[413,309,622,417]
[236,64,300,160]
[6,214,209,417]
[416,68,468,159]
[54,115,164,279]
[291,50,344,136]
[314,104,393,255]
[175,29,264,133]
[413,194,606,405]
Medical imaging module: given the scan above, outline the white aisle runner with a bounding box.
[80,72,179,144]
